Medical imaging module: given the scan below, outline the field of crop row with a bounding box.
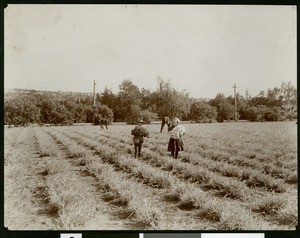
[4,121,297,230]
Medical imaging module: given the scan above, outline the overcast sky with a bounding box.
[4,4,297,99]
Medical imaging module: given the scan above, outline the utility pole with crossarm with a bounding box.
[93,80,97,106]
[233,83,238,121]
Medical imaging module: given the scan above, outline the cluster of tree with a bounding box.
[4,93,113,127]
[97,79,296,123]
[192,81,296,122]
[98,79,192,124]
[4,79,297,127]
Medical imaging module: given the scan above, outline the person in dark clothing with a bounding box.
[131,119,149,158]
[99,118,109,130]
[160,117,173,133]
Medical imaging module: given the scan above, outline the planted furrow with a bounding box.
[34,127,59,157]
[35,127,130,230]
[58,128,254,201]
[65,129,294,226]
[50,129,195,196]
[33,128,100,229]
[48,126,294,229]
[5,123,296,230]
[190,146,296,183]
[85,162,175,229]
[64,129,282,200]
[45,128,208,229]
[71,128,288,229]
[53,129,279,229]
[5,127,58,229]
[67,127,290,191]
[43,128,179,228]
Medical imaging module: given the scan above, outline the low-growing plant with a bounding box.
[285,171,298,184]
[45,165,98,229]
[197,200,221,222]
[252,195,285,215]
[274,202,298,227]
[219,204,274,230]
[6,123,295,230]
[169,182,207,210]
[34,128,57,157]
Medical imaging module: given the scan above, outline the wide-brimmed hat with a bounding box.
[137,119,144,124]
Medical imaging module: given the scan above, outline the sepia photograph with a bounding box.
[4,4,297,231]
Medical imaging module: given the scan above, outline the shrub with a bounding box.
[245,106,282,122]
[140,110,152,124]
[92,104,114,125]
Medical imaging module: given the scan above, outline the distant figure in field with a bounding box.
[167,118,186,158]
[99,118,109,130]
[160,116,172,133]
[131,119,149,158]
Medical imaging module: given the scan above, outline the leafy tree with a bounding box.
[249,87,282,108]
[209,93,235,122]
[73,103,86,123]
[5,95,40,126]
[152,78,191,120]
[246,106,269,122]
[85,105,94,123]
[62,99,77,122]
[100,87,116,109]
[247,82,297,121]
[279,82,297,120]
[266,87,282,107]
[80,95,93,105]
[140,88,153,110]
[140,109,153,124]
[263,107,282,121]
[125,105,143,125]
[249,95,270,107]
[50,103,73,125]
[189,100,217,122]
[34,95,56,123]
[117,80,142,121]
[245,106,282,122]
[99,87,122,120]
[92,104,114,125]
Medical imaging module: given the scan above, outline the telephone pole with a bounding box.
[233,83,237,121]
[93,80,97,106]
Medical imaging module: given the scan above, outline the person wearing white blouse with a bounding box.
[167,118,186,158]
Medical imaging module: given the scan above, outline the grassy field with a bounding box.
[4,121,297,230]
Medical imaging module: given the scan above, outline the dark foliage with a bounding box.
[4,80,296,126]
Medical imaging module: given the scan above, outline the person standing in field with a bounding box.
[168,118,186,158]
[131,119,149,158]
[160,116,172,133]
[99,118,109,130]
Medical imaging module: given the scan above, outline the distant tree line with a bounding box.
[4,79,297,127]
[4,93,114,127]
